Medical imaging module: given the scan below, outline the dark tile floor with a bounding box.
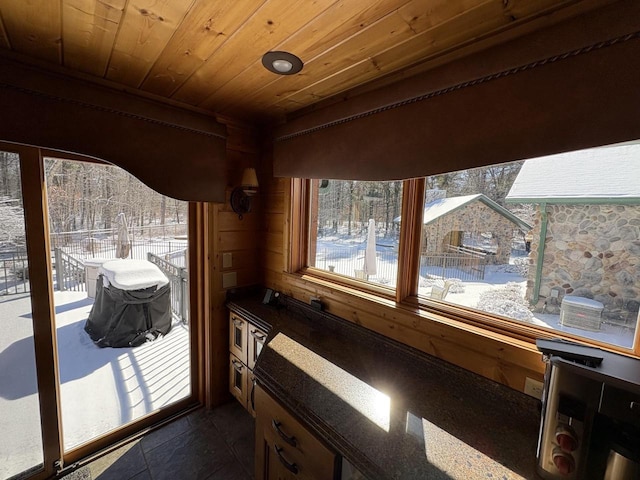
[62,401,255,480]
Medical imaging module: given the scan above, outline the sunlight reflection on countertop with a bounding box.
[229,294,540,480]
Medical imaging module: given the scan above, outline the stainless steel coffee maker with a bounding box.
[536,339,640,480]
[603,428,640,480]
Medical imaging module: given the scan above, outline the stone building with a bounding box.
[421,194,531,265]
[506,143,640,322]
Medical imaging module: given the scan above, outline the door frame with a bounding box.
[1,141,206,477]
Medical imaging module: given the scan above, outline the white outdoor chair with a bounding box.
[430,279,453,300]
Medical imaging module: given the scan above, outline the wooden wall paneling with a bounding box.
[0,0,61,63]
[0,10,11,49]
[263,252,285,276]
[218,210,259,232]
[207,202,231,406]
[264,232,283,255]
[220,248,259,272]
[264,212,284,234]
[262,193,285,215]
[263,265,283,284]
[222,122,260,155]
[202,117,260,405]
[219,230,258,252]
[106,0,194,87]
[62,0,124,77]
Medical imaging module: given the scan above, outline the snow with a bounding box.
[421,194,483,224]
[506,143,640,201]
[0,290,190,478]
[100,259,169,290]
[315,234,636,349]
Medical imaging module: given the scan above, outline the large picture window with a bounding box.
[307,179,403,289]
[301,142,640,354]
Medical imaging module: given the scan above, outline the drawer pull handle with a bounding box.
[251,330,266,341]
[272,420,297,447]
[231,360,243,371]
[631,401,640,412]
[250,379,256,411]
[274,445,298,474]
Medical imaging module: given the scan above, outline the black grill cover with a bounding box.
[84,275,172,348]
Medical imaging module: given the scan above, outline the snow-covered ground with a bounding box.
[431,265,635,349]
[0,290,190,479]
[316,234,636,349]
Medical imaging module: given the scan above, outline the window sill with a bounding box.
[283,270,638,373]
[284,271,540,354]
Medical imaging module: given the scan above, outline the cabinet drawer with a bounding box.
[229,353,248,406]
[248,324,268,371]
[229,313,248,364]
[255,386,337,479]
[600,384,640,429]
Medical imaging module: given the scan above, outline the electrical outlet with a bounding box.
[222,272,237,289]
[222,252,232,268]
[524,377,544,399]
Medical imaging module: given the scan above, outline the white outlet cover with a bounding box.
[524,377,544,399]
[222,252,232,268]
[222,271,237,289]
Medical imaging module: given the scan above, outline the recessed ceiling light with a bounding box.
[262,51,303,75]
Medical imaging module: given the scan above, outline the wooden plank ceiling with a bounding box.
[0,0,612,122]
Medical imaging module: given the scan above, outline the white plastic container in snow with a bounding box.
[560,296,604,331]
[85,259,110,298]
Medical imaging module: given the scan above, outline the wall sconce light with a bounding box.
[230,167,259,219]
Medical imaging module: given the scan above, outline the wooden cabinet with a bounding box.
[229,312,266,417]
[230,312,247,363]
[229,352,248,406]
[248,324,268,371]
[255,385,338,480]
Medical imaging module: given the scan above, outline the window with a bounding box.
[300,142,640,353]
[307,179,403,289]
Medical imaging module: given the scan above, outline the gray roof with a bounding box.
[506,143,640,203]
[421,194,531,231]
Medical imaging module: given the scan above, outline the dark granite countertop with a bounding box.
[228,294,542,480]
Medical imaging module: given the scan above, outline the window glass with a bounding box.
[44,157,191,450]
[0,150,45,479]
[418,144,640,350]
[308,179,403,288]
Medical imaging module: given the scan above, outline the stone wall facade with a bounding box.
[527,203,640,321]
[423,201,522,264]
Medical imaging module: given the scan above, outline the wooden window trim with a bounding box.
[0,141,207,472]
[290,176,640,359]
[396,178,425,302]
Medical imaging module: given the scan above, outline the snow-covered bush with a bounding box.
[0,197,25,249]
[476,282,533,322]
